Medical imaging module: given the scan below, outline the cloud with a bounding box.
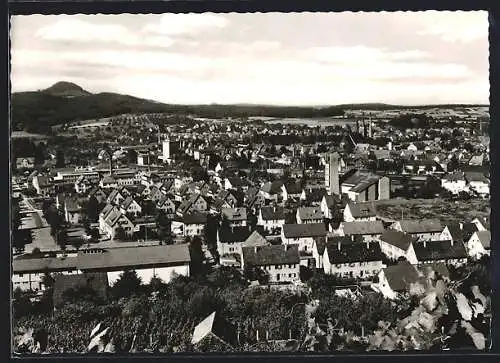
[35,17,175,48]
[416,11,488,43]
[305,46,431,64]
[143,13,229,36]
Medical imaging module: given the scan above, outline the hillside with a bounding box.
[44,81,91,98]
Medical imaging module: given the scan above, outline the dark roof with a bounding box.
[244,231,270,247]
[474,231,491,249]
[413,240,468,262]
[382,261,420,292]
[325,240,383,264]
[260,206,285,220]
[380,229,415,251]
[396,219,443,234]
[53,272,108,307]
[443,223,464,242]
[13,255,79,273]
[342,221,385,235]
[219,226,252,243]
[221,207,247,222]
[77,244,191,270]
[261,180,284,195]
[313,237,327,255]
[283,180,302,194]
[303,187,327,202]
[283,223,326,239]
[322,194,339,208]
[242,244,299,266]
[297,207,324,221]
[346,201,377,218]
[175,212,209,225]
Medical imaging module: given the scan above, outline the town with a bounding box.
[12,101,491,353]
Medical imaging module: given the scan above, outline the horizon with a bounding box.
[11,12,489,106]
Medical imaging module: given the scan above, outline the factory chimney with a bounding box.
[327,152,340,196]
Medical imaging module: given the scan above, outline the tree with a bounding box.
[86,196,100,223]
[55,149,65,168]
[189,236,205,276]
[111,270,143,299]
[115,226,126,241]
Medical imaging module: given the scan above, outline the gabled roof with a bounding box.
[322,194,339,209]
[346,201,377,219]
[443,223,464,242]
[104,208,125,227]
[244,230,270,247]
[473,230,491,249]
[175,212,208,225]
[219,226,252,243]
[222,207,247,222]
[325,240,383,264]
[413,240,468,262]
[282,223,326,239]
[242,244,299,266]
[261,180,284,195]
[121,196,138,210]
[380,229,415,251]
[313,237,327,255]
[100,203,116,219]
[283,180,302,194]
[302,187,327,203]
[382,261,420,292]
[396,219,443,234]
[260,206,285,221]
[297,207,324,221]
[342,221,385,236]
[464,172,489,184]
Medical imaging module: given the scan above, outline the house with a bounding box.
[221,208,248,227]
[211,190,241,212]
[224,177,249,191]
[300,187,327,204]
[338,221,385,242]
[374,261,421,300]
[107,188,128,206]
[260,180,284,202]
[320,194,339,219]
[281,223,326,253]
[471,217,490,231]
[88,187,107,204]
[340,170,390,202]
[191,312,237,348]
[171,213,208,237]
[149,186,165,202]
[413,240,468,266]
[467,230,491,258]
[217,226,253,256]
[120,196,142,218]
[244,187,265,210]
[311,237,327,269]
[343,201,377,222]
[281,180,302,201]
[32,175,52,196]
[99,175,118,189]
[74,176,93,194]
[296,207,324,224]
[100,208,134,240]
[177,193,208,216]
[464,172,490,197]
[64,197,82,225]
[257,206,286,234]
[322,237,384,279]
[16,157,36,170]
[441,172,468,195]
[156,194,176,214]
[378,229,418,264]
[440,223,465,244]
[391,219,443,241]
[241,244,300,284]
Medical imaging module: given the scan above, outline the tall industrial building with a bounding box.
[325,152,340,196]
[162,139,171,162]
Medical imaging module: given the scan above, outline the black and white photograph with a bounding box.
[10,11,491,354]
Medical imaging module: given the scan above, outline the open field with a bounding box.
[375,198,490,225]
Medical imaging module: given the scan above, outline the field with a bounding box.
[375,198,490,225]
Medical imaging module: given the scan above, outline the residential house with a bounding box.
[378,229,418,264]
[16,157,36,170]
[64,197,82,225]
[100,208,134,240]
[281,223,327,253]
[343,201,377,222]
[120,196,142,218]
[107,188,128,206]
[471,217,489,231]
[171,213,208,237]
[322,237,384,279]
[320,194,339,219]
[100,175,118,189]
[413,240,468,266]
[88,187,107,204]
[149,186,165,202]
[441,172,468,195]
[260,180,284,202]
[156,194,176,214]
[440,223,465,244]
[311,237,327,270]
[338,221,385,242]
[374,261,421,300]
[177,193,208,216]
[391,219,443,242]
[221,207,248,228]
[32,175,52,196]
[296,207,324,224]
[241,244,300,284]
[224,177,249,191]
[74,176,93,194]
[281,180,302,201]
[300,187,327,205]
[465,172,490,197]
[258,206,286,234]
[467,230,491,258]
[244,187,265,211]
[217,226,253,256]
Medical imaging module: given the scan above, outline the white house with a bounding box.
[391,219,443,242]
[441,172,468,195]
[467,230,491,259]
[217,226,253,256]
[338,221,385,242]
[281,181,302,201]
[374,261,421,300]
[156,195,176,214]
[320,195,338,219]
[378,229,418,264]
[171,213,208,237]
[120,196,142,218]
[296,207,324,224]
[343,201,377,223]
[258,206,286,233]
[64,198,82,225]
[412,240,468,267]
[465,172,490,197]
[100,208,134,240]
[177,193,208,216]
[322,237,384,279]
[281,223,327,253]
[221,207,248,228]
[241,244,300,284]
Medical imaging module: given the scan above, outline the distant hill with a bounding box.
[44,81,91,98]
[10,82,487,134]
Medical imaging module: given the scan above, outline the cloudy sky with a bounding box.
[11,11,489,105]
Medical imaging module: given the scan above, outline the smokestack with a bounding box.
[356,120,360,134]
[363,120,367,138]
[338,239,341,251]
[368,121,373,138]
[328,152,340,196]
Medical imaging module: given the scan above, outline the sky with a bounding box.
[10,11,489,106]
